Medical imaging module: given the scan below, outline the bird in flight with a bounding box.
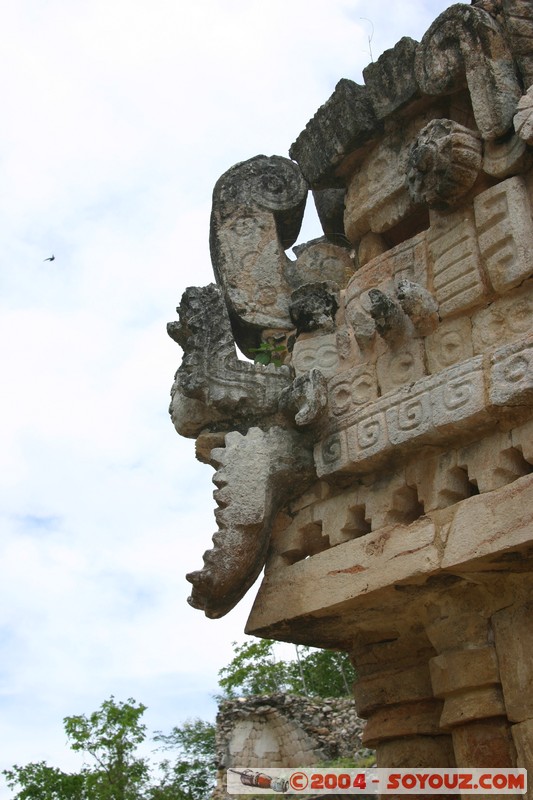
[43,254,55,262]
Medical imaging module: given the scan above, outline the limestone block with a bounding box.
[248,515,441,633]
[472,279,533,353]
[354,664,433,716]
[502,0,533,90]
[511,418,533,464]
[406,119,482,210]
[406,450,471,511]
[474,177,533,293]
[363,471,423,531]
[512,719,533,800]
[483,134,532,179]
[344,112,436,241]
[425,317,474,373]
[363,700,443,746]
[377,735,456,768]
[489,336,533,407]
[415,4,521,140]
[514,86,533,146]
[288,481,331,514]
[289,78,380,188]
[358,231,388,267]
[328,364,379,418]
[363,37,419,120]
[492,604,533,723]
[440,686,507,729]
[311,188,347,246]
[430,647,500,698]
[458,431,531,493]
[376,340,426,396]
[441,473,533,570]
[316,355,488,478]
[312,491,367,547]
[287,239,354,290]
[345,232,429,321]
[314,428,352,478]
[292,333,341,378]
[452,718,517,767]
[427,206,488,317]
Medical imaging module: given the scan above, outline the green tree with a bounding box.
[4,698,154,800]
[64,696,150,800]
[3,762,87,800]
[218,638,356,699]
[152,719,216,800]
[217,638,290,698]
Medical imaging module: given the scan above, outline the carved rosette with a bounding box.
[406,119,482,209]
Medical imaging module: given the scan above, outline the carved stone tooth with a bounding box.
[396,278,439,336]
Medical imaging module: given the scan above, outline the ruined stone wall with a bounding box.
[213,695,372,799]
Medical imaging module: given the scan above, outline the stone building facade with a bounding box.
[168,0,533,790]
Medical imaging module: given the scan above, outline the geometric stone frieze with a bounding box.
[427,206,488,318]
[474,176,533,294]
[489,336,533,407]
[315,356,488,478]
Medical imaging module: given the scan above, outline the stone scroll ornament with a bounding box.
[209,155,308,355]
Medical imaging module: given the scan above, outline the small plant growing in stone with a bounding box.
[249,341,286,367]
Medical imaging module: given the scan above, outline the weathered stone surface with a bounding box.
[483,133,532,179]
[289,282,339,335]
[406,119,482,209]
[501,0,533,89]
[363,700,443,746]
[415,4,521,140]
[187,426,315,618]
[474,176,533,293]
[440,686,507,729]
[489,336,533,407]
[430,647,501,698]
[210,155,307,353]
[425,316,474,373]
[511,719,533,800]
[514,85,533,145]
[363,37,420,120]
[289,79,380,188]
[344,112,434,242]
[452,718,517,767]
[289,238,354,288]
[427,206,489,317]
[472,279,533,353]
[354,664,433,716]
[492,604,533,722]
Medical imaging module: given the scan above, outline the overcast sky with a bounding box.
[0,0,464,792]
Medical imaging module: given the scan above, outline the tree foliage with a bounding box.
[2,698,215,800]
[218,638,356,699]
[153,719,216,800]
